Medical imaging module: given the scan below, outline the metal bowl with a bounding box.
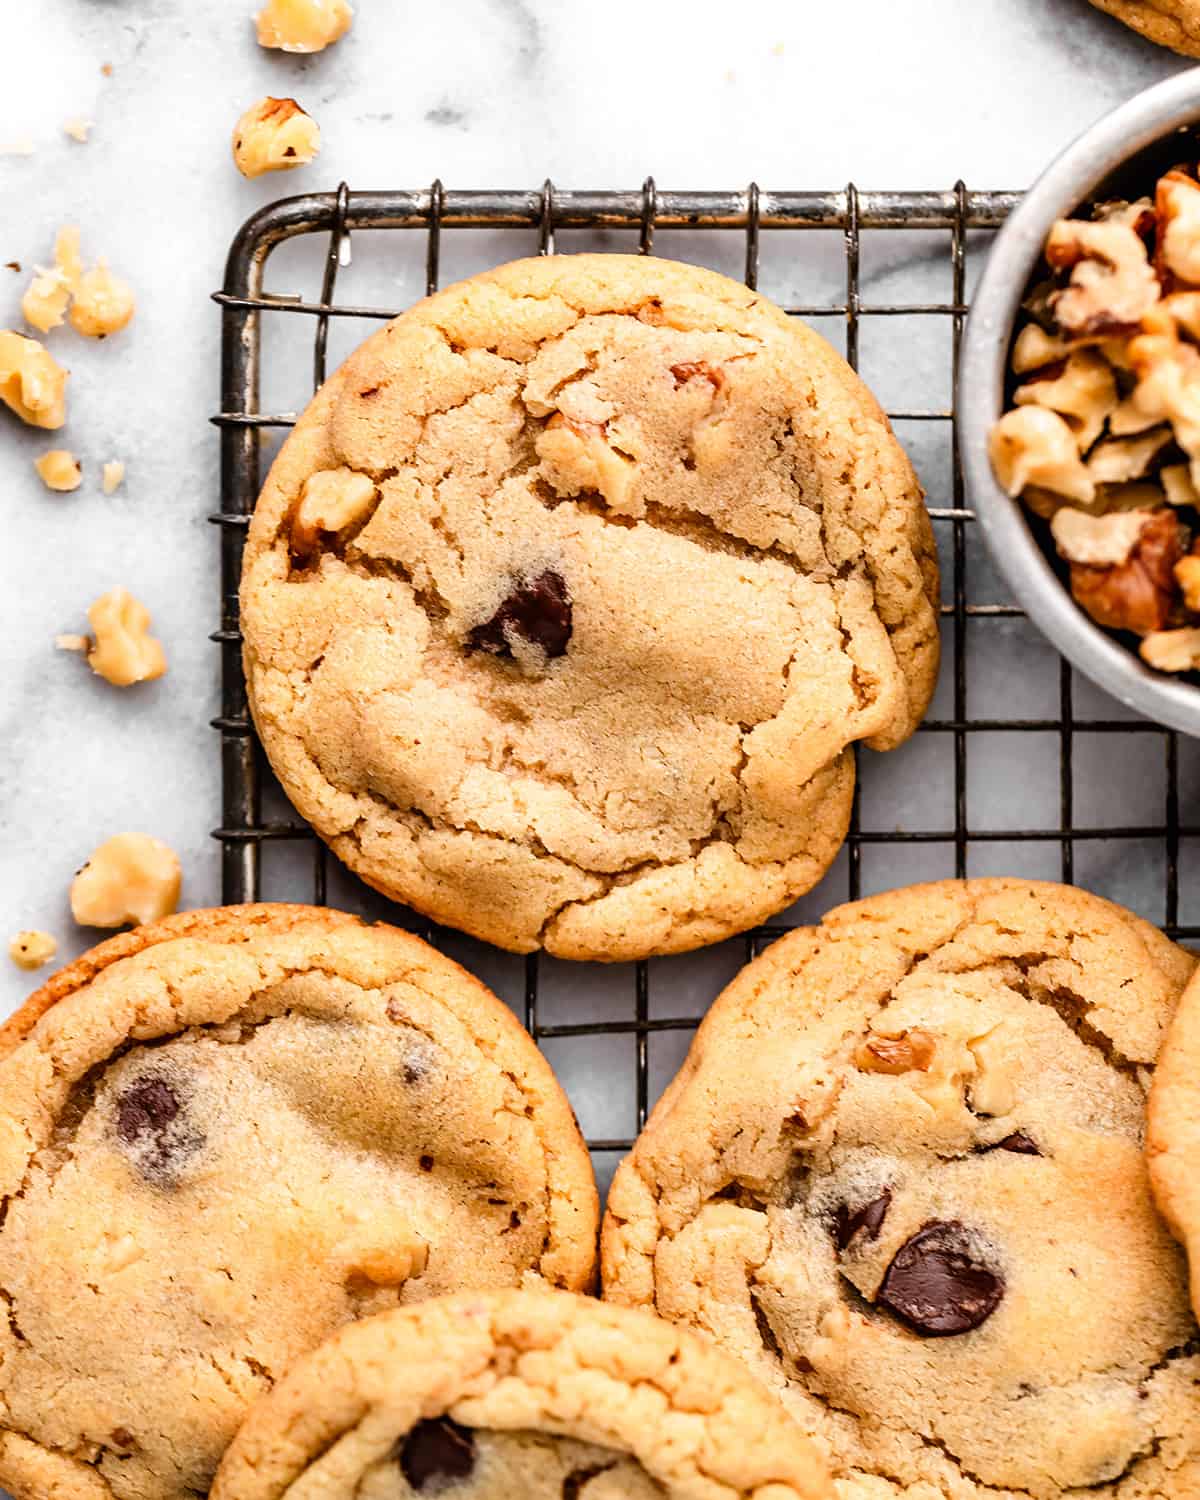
[959,68,1200,737]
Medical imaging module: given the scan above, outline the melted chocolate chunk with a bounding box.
[993,1131,1041,1156]
[114,1073,203,1185]
[834,1187,892,1251]
[467,570,572,660]
[398,1417,476,1491]
[877,1220,1004,1336]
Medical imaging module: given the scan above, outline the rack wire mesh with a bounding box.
[212,181,1200,1191]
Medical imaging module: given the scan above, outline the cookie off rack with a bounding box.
[210,180,1200,1194]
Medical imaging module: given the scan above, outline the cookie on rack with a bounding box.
[0,904,598,1500]
[211,1288,833,1500]
[1149,964,1200,1317]
[602,878,1200,1497]
[240,253,939,961]
[1086,0,1200,56]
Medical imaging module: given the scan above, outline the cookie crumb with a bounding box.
[63,119,93,144]
[70,833,181,928]
[102,459,125,494]
[34,449,82,492]
[8,930,57,971]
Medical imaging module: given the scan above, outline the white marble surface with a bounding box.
[0,0,1193,1042]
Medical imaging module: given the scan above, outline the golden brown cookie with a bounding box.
[0,904,598,1500]
[241,254,938,961]
[211,1289,833,1500]
[1086,0,1200,55]
[1149,964,1200,1318]
[602,879,1200,1498]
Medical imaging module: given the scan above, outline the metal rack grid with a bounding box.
[212,180,1199,1179]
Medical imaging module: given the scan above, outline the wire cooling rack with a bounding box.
[212,181,1200,1193]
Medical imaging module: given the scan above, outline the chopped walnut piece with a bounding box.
[1158,291,1200,341]
[21,268,71,333]
[84,587,167,686]
[988,407,1095,504]
[1011,323,1072,375]
[1109,394,1165,437]
[63,118,92,144]
[232,96,321,178]
[70,833,181,928]
[1014,349,1116,452]
[291,467,377,553]
[537,411,639,512]
[1045,218,1160,337]
[1176,552,1200,611]
[1085,426,1172,484]
[255,0,353,52]
[1128,324,1200,485]
[0,330,67,428]
[1140,627,1200,672]
[1052,507,1152,567]
[69,261,135,338]
[1067,507,1183,634]
[8,930,56,971]
[102,459,125,494]
[855,1028,937,1075]
[54,225,82,290]
[1163,463,1200,507]
[1157,170,1200,285]
[34,449,81,492]
[55,633,89,653]
[1095,196,1155,235]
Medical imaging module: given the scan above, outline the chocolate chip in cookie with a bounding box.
[877,1219,1004,1336]
[467,569,572,660]
[834,1187,892,1251]
[991,1131,1041,1156]
[114,1071,204,1185]
[398,1416,477,1490]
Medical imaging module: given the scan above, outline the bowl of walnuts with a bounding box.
[961,68,1200,735]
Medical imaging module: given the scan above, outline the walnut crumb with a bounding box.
[0,330,68,428]
[70,261,135,338]
[34,450,82,492]
[55,633,90,653]
[8,930,57,971]
[70,834,181,928]
[83,587,167,687]
[102,459,125,494]
[233,96,321,178]
[255,0,353,52]
[63,118,93,144]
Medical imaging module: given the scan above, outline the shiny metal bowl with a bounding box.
[959,68,1200,736]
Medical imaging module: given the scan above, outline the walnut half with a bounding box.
[1045,218,1160,337]
[70,834,181,928]
[1062,507,1183,635]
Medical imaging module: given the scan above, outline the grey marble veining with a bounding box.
[0,0,1193,1127]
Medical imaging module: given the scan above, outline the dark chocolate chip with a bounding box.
[992,1131,1041,1156]
[877,1220,1004,1336]
[467,569,572,659]
[834,1187,892,1251]
[116,1075,181,1145]
[114,1072,203,1185]
[398,1417,476,1491]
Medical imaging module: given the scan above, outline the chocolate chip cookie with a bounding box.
[211,1289,833,1500]
[1087,0,1200,55]
[1149,965,1200,1318]
[241,254,938,961]
[602,879,1200,1497]
[0,904,598,1500]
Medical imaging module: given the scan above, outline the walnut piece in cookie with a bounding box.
[1045,218,1161,337]
[8,931,56,971]
[34,449,81,492]
[255,0,353,52]
[233,97,320,178]
[82,587,167,687]
[0,330,67,428]
[70,833,181,927]
[1058,507,1183,634]
[290,466,375,553]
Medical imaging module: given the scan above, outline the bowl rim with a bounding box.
[959,66,1200,738]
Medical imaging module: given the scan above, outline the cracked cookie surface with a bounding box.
[601,878,1200,1498]
[1149,967,1200,1321]
[1086,0,1200,55]
[241,254,938,960]
[0,904,598,1500]
[211,1288,833,1500]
